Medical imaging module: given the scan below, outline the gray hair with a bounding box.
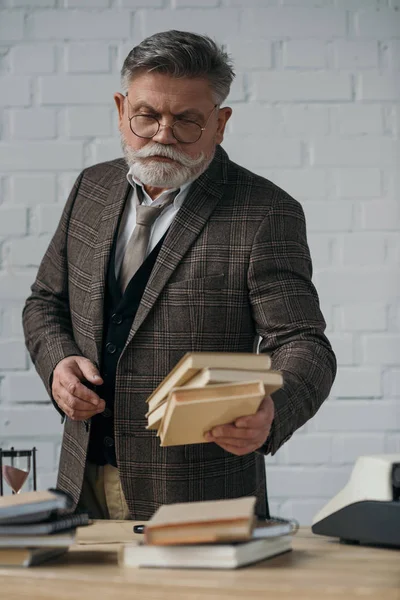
[121,30,235,104]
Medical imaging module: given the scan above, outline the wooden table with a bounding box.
[1,521,399,600]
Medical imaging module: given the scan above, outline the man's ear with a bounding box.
[113,93,126,128]
[215,106,232,145]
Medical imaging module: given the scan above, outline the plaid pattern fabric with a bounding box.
[23,145,336,520]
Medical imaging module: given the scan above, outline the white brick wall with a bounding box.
[0,1,398,523]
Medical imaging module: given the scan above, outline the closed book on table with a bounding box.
[0,546,68,567]
[0,489,73,525]
[146,352,272,414]
[0,530,76,548]
[144,496,256,546]
[0,512,90,536]
[158,380,268,447]
[120,536,292,569]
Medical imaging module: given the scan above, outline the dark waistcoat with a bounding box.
[87,231,167,466]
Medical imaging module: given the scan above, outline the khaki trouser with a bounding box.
[77,461,130,520]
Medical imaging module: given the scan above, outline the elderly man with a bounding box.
[23,30,336,520]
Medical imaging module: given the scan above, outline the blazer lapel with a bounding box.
[125,149,227,347]
[91,176,130,363]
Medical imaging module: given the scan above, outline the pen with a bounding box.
[133,524,145,534]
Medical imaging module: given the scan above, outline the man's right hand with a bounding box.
[52,356,106,421]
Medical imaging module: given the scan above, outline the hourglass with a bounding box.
[0,447,37,495]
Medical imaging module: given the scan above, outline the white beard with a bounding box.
[120,134,215,188]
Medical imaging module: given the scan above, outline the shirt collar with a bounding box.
[126,167,192,209]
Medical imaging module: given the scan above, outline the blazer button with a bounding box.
[103,436,114,447]
[106,342,116,354]
[111,313,123,325]
[102,407,112,418]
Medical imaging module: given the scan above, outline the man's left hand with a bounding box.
[204,395,275,456]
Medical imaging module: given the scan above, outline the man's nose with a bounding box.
[152,122,178,145]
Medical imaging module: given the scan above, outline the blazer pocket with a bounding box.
[166,274,225,291]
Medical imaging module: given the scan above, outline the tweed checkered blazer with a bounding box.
[23,145,336,520]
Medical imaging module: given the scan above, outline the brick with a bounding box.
[266,465,351,498]
[66,106,113,137]
[327,333,354,366]
[383,369,400,397]
[39,74,119,104]
[225,72,245,103]
[30,10,131,40]
[360,74,400,100]
[6,372,48,403]
[0,142,84,170]
[302,201,352,232]
[11,0,56,5]
[8,235,51,267]
[282,106,329,135]
[0,11,24,41]
[11,45,56,74]
[332,105,383,135]
[64,0,110,6]
[331,434,386,464]
[312,138,397,166]
[362,201,400,230]
[38,472,58,489]
[280,499,328,526]
[338,233,385,265]
[11,174,56,205]
[316,268,399,303]
[0,406,63,437]
[10,108,57,140]
[0,207,27,236]
[333,40,378,69]
[283,40,326,68]
[314,399,400,432]
[356,9,400,37]
[270,169,328,198]
[0,340,27,370]
[307,234,332,268]
[142,9,240,39]
[335,168,381,198]
[281,0,333,4]
[336,0,388,6]
[222,135,301,168]
[120,0,163,5]
[37,204,63,234]
[254,72,351,101]
[0,306,25,337]
[65,43,111,73]
[241,7,346,37]
[229,104,281,135]
[363,335,400,365]
[0,273,35,300]
[174,0,219,6]
[385,434,400,453]
[331,367,381,398]
[281,434,332,464]
[91,138,121,164]
[387,39,400,69]
[227,41,272,70]
[0,77,30,107]
[337,304,387,332]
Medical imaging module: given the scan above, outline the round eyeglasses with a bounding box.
[125,95,219,144]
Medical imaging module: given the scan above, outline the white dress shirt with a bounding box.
[114,168,193,278]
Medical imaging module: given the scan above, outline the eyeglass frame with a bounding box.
[124,94,219,144]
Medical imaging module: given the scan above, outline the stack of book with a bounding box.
[120,496,297,569]
[145,352,283,446]
[0,489,90,567]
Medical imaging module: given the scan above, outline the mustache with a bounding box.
[128,143,206,168]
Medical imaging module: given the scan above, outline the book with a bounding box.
[144,497,257,546]
[0,512,90,536]
[158,380,271,447]
[0,489,73,525]
[120,536,292,569]
[146,369,283,431]
[146,352,272,414]
[0,546,68,567]
[0,529,76,548]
